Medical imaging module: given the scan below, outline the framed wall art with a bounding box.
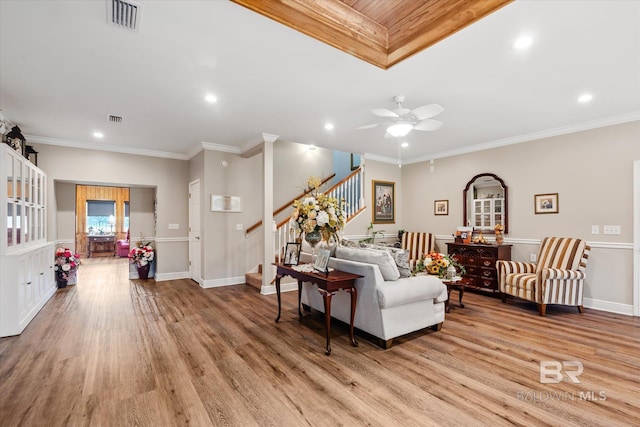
[372,180,395,224]
[534,193,559,214]
[434,200,449,215]
[211,195,242,212]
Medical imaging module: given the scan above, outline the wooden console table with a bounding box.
[273,263,362,355]
[87,235,116,258]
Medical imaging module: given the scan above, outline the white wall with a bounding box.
[402,121,640,313]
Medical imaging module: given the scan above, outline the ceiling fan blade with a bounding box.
[356,123,381,130]
[372,108,399,118]
[413,119,443,131]
[411,104,444,120]
[393,107,411,117]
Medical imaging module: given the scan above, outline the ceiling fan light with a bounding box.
[387,122,412,137]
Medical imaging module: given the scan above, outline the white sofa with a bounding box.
[300,245,448,349]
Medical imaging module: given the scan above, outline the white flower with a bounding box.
[62,264,71,271]
[316,210,329,226]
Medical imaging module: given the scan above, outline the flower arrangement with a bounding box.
[54,247,80,281]
[291,176,346,242]
[414,251,465,278]
[128,244,155,267]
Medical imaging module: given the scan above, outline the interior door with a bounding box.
[188,180,201,284]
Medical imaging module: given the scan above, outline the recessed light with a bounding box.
[205,94,217,103]
[512,35,533,50]
[401,142,409,148]
[577,93,593,103]
[93,131,104,138]
[324,123,334,131]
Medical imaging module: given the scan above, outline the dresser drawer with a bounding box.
[446,242,512,293]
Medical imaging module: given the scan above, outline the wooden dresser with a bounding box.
[446,242,512,293]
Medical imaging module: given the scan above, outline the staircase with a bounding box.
[245,264,262,290]
[245,167,365,289]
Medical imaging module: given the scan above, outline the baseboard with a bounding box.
[260,281,298,295]
[155,271,190,282]
[201,276,246,288]
[583,297,634,316]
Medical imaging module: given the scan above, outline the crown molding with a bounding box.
[26,135,190,160]
[200,141,242,154]
[404,111,640,165]
[363,152,398,165]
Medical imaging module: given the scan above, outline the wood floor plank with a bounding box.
[1,257,639,426]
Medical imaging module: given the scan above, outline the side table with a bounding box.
[442,277,470,313]
[273,263,362,355]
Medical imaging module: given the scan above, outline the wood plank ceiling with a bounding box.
[231,0,513,69]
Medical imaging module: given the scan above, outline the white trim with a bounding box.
[364,152,398,165]
[154,237,189,243]
[201,141,242,154]
[54,239,75,246]
[436,235,633,250]
[154,271,190,282]
[634,160,640,316]
[26,135,189,160]
[260,281,299,295]
[404,112,640,165]
[583,297,634,316]
[200,276,246,288]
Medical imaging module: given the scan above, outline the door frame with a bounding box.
[188,179,202,285]
[633,161,640,316]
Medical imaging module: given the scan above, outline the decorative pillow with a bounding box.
[340,238,360,248]
[362,243,411,278]
[335,245,400,281]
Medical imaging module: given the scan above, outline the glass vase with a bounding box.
[305,229,322,257]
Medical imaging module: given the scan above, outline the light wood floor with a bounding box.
[1,258,639,426]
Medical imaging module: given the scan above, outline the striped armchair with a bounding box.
[401,231,436,271]
[497,237,590,316]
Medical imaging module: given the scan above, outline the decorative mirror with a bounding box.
[463,173,508,234]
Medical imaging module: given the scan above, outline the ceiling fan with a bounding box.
[357,95,444,138]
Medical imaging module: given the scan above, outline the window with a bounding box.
[124,201,130,231]
[86,200,115,234]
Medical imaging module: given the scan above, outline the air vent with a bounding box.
[106,0,142,32]
[108,115,123,124]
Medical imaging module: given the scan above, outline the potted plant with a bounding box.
[54,247,80,288]
[128,243,155,279]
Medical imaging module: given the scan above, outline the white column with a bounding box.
[261,133,278,294]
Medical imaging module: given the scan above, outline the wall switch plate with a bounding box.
[603,225,621,235]
[168,223,179,230]
[236,223,243,231]
[530,253,537,262]
[591,225,600,234]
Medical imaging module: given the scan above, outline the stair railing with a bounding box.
[274,167,365,260]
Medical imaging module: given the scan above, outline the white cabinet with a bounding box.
[1,144,54,337]
[472,197,504,231]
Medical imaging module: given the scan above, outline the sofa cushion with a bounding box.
[362,243,411,278]
[335,245,400,281]
[376,275,446,309]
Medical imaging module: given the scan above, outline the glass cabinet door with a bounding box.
[6,153,14,199]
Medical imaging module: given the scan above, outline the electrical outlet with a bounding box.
[168,223,179,230]
[591,225,599,234]
[530,253,537,262]
[603,225,621,235]
[236,223,243,231]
